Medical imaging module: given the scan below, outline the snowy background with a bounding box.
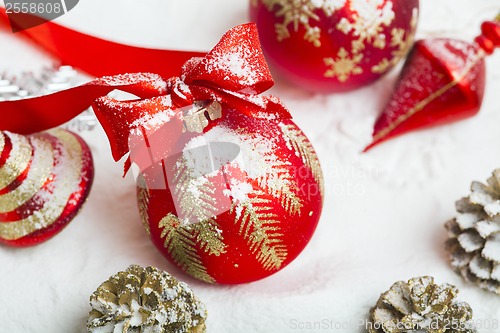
[0,0,499,332]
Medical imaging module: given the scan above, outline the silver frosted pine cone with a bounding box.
[445,169,500,295]
[88,265,207,333]
[368,276,476,333]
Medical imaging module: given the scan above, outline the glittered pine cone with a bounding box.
[88,265,207,333]
[368,276,476,333]
[445,169,500,295]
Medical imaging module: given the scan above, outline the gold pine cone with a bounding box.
[368,276,476,333]
[445,169,500,295]
[87,265,207,333]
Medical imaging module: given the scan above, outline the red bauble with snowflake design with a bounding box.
[136,108,324,284]
[250,0,419,92]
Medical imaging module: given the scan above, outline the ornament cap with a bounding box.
[476,15,500,54]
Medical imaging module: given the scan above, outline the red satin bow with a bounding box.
[0,23,291,165]
[165,23,289,114]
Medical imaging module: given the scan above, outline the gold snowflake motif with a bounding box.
[371,8,419,74]
[336,0,395,53]
[258,0,347,47]
[324,47,363,82]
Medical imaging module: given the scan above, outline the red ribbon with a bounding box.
[0,7,205,78]
[0,22,291,168]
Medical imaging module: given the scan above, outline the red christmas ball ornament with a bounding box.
[250,0,419,92]
[90,24,324,284]
[0,129,94,247]
[365,15,500,151]
[133,107,324,284]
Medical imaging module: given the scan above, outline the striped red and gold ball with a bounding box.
[0,129,93,247]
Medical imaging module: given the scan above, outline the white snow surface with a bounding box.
[0,0,499,332]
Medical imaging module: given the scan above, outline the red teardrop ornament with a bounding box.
[365,16,500,151]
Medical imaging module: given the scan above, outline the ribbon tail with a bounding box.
[0,7,206,78]
[0,73,168,134]
[92,94,184,166]
[0,85,110,134]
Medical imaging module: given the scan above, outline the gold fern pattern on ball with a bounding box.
[158,214,226,284]
[256,160,303,216]
[173,156,220,225]
[232,190,288,271]
[280,123,324,199]
[137,185,151,236]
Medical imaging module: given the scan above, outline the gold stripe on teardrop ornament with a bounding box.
[0,133,33,191]
[0,130,83,240]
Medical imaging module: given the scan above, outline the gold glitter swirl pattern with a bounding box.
[0,135,53,213]
[0,132,4,156]
[0,129,84,241]
[0,133,32,190]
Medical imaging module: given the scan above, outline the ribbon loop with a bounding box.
[183,24,275,95]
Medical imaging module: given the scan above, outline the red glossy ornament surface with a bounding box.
[137,108,324,284]
[250,0,419,92]
[0,129,94,247]
[365,17,500,151]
